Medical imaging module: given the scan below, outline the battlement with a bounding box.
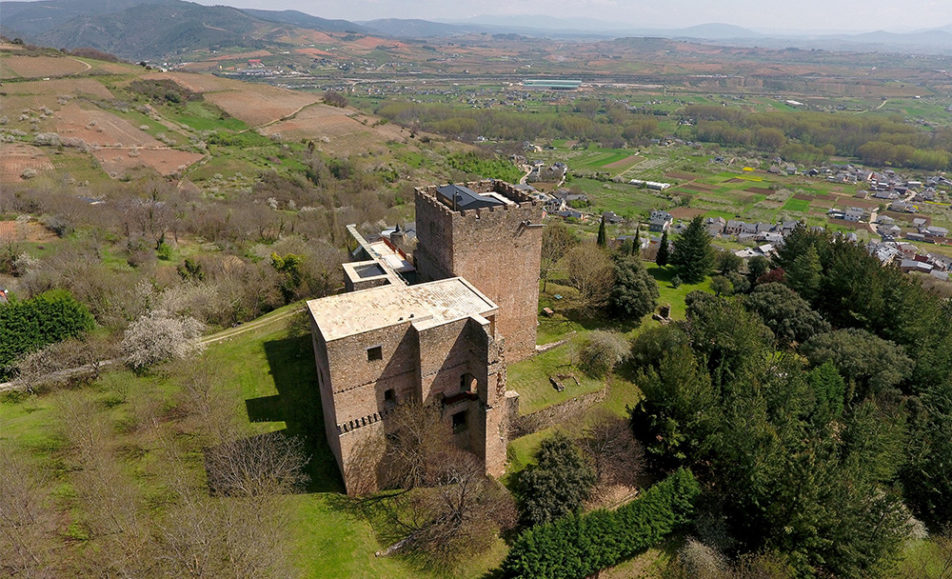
[416,180,538,217]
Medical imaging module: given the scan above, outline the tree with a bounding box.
[540,223,577,293]
[786,244,822,301]
[379,400,453,490]
[577,330,628,377]
[516,432,596,526]
[322,90,349,108]
[656,229,670,266]
[204,432,310,497]
[632,224,641,256]
[710,275,732,297]
[716,250,743,275]
[610,256,659,320]
[801,328,912,402]
[744,283,830,346]
[596,216,607,247]
[564,244,615,309]
[577,410,645,490]
[377,449,517,566]
[671,216,715,284]
[120,309,204,371]
[747,255,770,283]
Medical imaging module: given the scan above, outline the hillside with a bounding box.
[0,0,369,61]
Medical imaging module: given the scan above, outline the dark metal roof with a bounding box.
[436,184,506,211]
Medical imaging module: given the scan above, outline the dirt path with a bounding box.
[0,306,304,393]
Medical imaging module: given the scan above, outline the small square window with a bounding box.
[367,346,382,361]
[452,411,467,433]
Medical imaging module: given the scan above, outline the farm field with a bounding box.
[0,143,54,183]
[0,55,90,78]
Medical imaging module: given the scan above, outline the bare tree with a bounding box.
[156,442,297,578]
[540,222,577,293]
[54,393,157,576]
[564,243,615,309]
[577,409,645,490]
[378,448,517,568]
[204,431,310,497]
[0,446,58,576]
[15,336,115,391]
[379,400,452,490]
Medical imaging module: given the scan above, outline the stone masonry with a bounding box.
[414,180,544,361]
[307,180,540,494]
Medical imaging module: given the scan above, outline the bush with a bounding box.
[502,468,701,578]
[577,331,628,377]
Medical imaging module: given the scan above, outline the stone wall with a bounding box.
[509,387,608,439]
[414,181,543,362]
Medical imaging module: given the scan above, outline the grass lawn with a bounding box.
[648,265,713,320]
[507,340,606,416]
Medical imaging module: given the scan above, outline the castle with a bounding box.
[307,180,544,494]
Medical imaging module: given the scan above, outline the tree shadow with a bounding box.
[243,334,344,493]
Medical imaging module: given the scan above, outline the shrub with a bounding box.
[577,331,628,377]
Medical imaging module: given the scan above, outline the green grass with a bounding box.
[169,101,248,132]
[782,198,811,212]
[648,265,713,320]
[895,538,952,578]
[507,340,606,415]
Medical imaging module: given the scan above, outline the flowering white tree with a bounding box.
[121,309,204,371]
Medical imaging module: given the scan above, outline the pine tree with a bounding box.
[656,229,670,266]
[597,217,607,247]
[632,225,641,256]
[671,216,714,283]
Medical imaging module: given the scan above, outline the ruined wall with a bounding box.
[415,181,543,361]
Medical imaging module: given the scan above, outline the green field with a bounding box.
[782,197,811,212]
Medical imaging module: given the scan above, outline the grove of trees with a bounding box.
[629,229,952,577]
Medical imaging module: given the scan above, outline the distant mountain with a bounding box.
[0,0,367,61]
[673,23,761,40]
[241,9,366,34]
[0,0,178,37]
[360,18,479,38]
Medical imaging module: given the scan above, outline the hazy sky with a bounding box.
[187,0,952,32]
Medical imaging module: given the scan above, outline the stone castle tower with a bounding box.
[414,180,544,361]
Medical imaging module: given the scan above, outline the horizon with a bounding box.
[6,0,952,35]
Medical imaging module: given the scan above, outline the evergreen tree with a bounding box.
[671,216,714,284]
[632,225,641,256]
[656,229,670,266]
[516,433,596,526]
[610,256,659,320]
[786,244,822,301]
[596,217,607,247]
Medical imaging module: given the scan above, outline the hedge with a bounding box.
[501,468,701,579]
[0,289,95,377]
